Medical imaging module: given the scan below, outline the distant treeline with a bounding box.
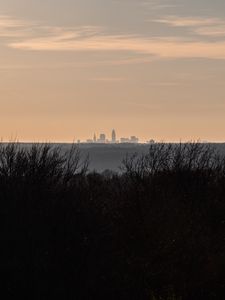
[0,142,224,299]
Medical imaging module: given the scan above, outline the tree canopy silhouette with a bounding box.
[0,142,224,299]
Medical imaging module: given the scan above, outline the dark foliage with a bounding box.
[0,142,224,299]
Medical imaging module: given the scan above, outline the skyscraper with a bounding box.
[112,129,116,143]
[98,134,106,143]
[93,133,97,143]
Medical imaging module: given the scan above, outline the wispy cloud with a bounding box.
[194,25,225,37]
[9,33,225,60]
[155,15,225,37]
[0,15,34,37]
[0,15,30,28]
[2,14,225,60]
[141,0,179,11]
[155,16,220,27]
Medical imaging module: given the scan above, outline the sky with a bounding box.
[0,0,225,142]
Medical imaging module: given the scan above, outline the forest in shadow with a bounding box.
[0,142,224,299]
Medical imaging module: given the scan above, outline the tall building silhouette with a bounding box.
[98,134,106,143]
[112,129,116,143]
[93,133,97,143]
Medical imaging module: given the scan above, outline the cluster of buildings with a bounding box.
[85,130,140,144]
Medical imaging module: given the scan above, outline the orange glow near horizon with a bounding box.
[0,1,225,142]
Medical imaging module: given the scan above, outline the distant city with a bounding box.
[78,130,155,144]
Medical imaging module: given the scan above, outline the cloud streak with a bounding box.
[9,33,225,60]
[140,0,179,11]
[155,16,221,27]
[0,14,34,37]
[194,25,225,37]
[155,16,225,37]
[2,14,225,60]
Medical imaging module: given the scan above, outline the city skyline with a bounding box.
[85,129,140,144]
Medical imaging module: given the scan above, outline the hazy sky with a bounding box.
[1,0,225,142]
